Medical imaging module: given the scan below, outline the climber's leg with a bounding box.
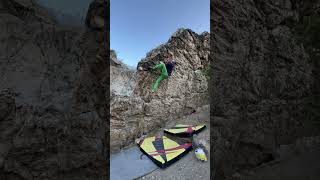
[151,62,168,92]
[152,74,166,92]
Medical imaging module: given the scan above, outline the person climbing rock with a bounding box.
[151,53,176,92]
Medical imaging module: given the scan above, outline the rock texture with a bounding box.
[211,0,320,178]
[0,0,107,179]
[110,50,136,96]
[110,28,210,153]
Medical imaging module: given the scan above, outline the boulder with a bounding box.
[110,28,210,153]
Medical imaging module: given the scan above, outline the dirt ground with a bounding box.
[137,105,210,180]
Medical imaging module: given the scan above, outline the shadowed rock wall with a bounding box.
[0,0,107,179]
[211,0,320,178]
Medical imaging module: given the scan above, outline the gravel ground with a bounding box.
[137,105,210,180]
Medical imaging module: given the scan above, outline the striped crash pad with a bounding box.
[137,135,192,168]
[164,124,206,137]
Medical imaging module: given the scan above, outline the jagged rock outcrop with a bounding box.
[110,50,136,96]
[211,0,320,178]
[136,29,210,102]
[0,0,107,179]
[110,28,210,153]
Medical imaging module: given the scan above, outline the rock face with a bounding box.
[110,50,136,96]
[110,28,210,153]
[211,0,320,178]
[0,0,107,179]
[136,29,210,102]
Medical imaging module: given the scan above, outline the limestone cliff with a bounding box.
[110,50,136,96]
[110,28,210,153]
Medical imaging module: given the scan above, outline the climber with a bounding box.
[151,53,176,92]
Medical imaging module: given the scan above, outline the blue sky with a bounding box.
[111,0,210,67]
